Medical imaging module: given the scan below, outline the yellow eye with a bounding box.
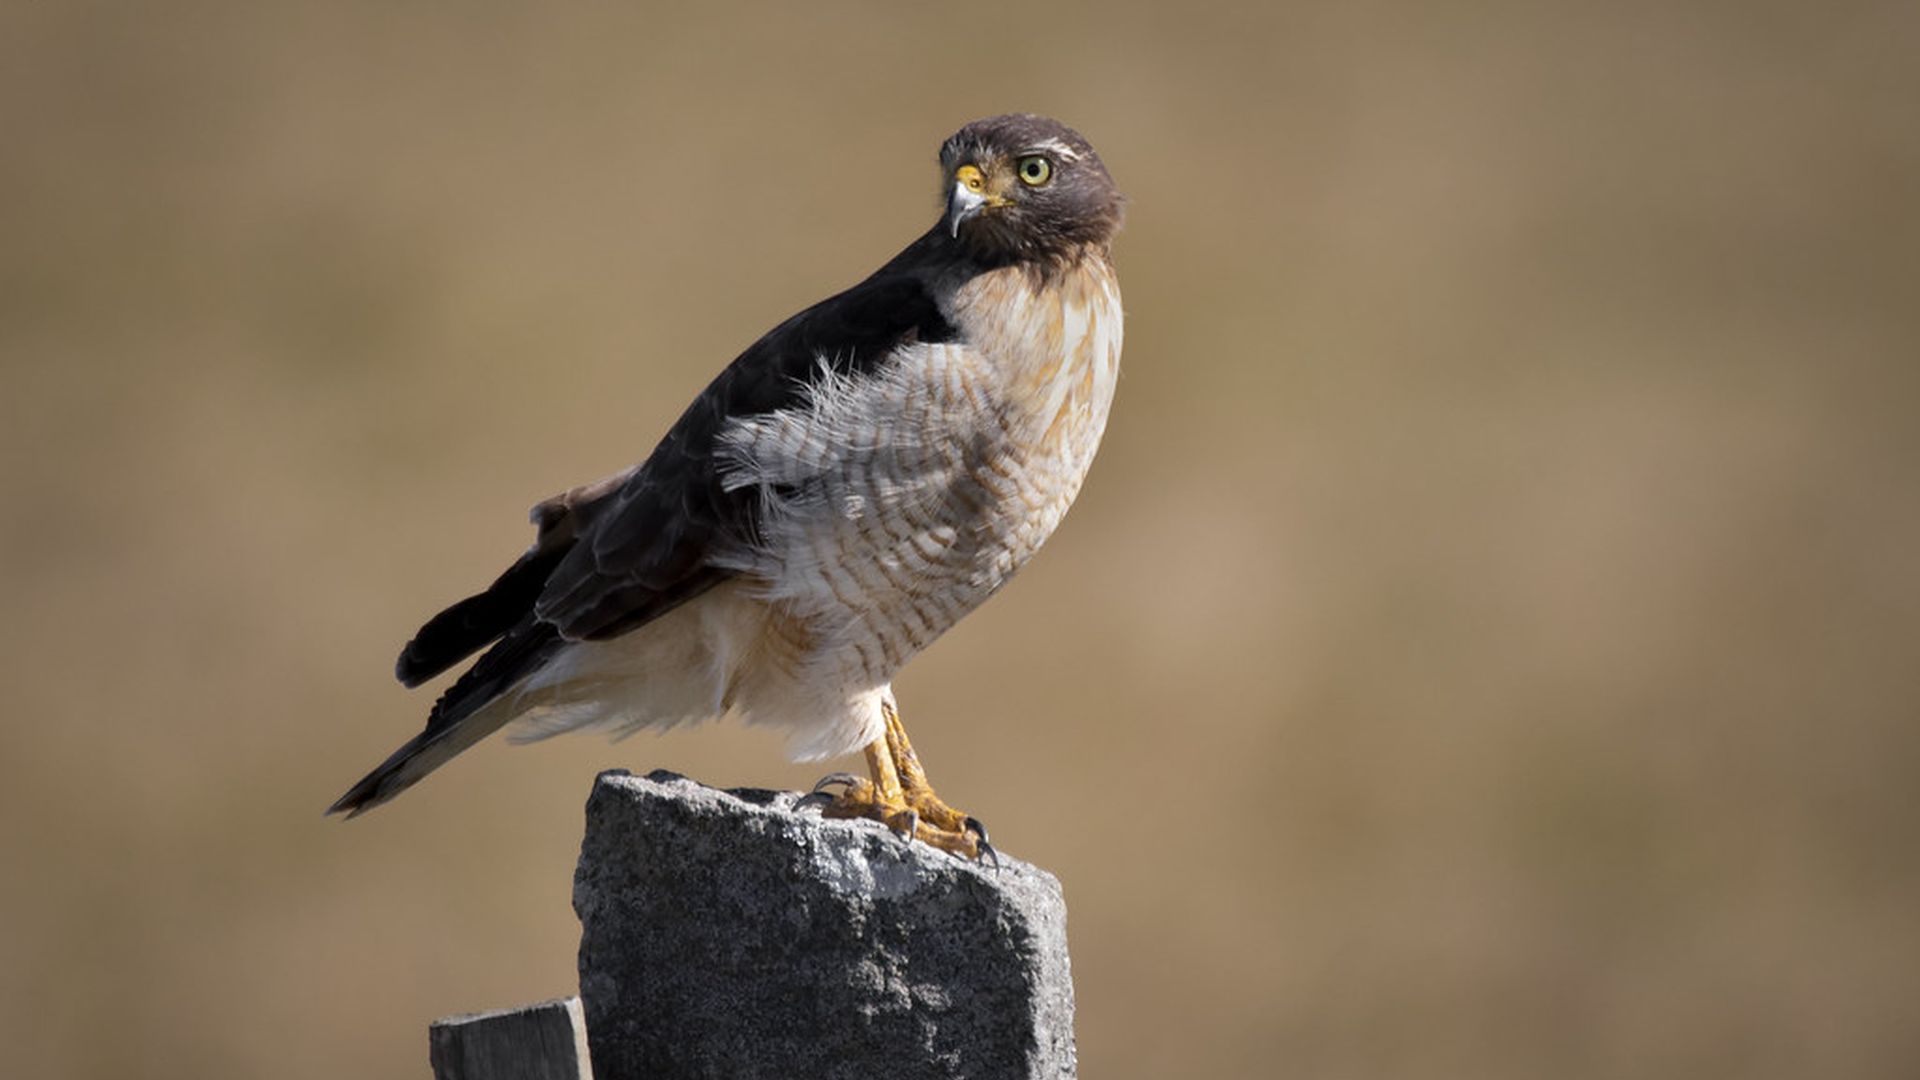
[1016,155,1053,186]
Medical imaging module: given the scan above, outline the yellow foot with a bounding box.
[800,699,996,863]
[807,771,993,861]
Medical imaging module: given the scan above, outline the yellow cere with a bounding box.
[956,164,988,193]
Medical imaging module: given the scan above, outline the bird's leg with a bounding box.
[809,698,992,861]
[882,701,987,841]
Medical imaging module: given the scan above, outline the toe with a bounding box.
[885,807,921,843]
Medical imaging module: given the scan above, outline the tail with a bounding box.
[328,619,564,817]
[325,716,508,818]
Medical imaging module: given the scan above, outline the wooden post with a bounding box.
[429,996,594,1080]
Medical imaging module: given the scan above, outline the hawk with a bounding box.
[329,114,1125,860]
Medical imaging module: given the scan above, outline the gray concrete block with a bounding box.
[573,769,1076,1080]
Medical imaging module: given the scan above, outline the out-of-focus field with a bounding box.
[4,3,1917,1077]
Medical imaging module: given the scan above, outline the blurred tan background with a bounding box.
[4,1,1918,1077]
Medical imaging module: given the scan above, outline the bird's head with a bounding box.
[939,114,1124,263]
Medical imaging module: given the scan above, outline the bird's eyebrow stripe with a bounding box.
[1023,138,1081,162]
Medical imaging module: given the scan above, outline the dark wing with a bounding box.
[329,231,962,817]
[531,238,961,642]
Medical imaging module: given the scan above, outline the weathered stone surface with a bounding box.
[573,769,1076,1080]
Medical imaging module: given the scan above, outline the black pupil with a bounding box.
[1024,159,1044,178]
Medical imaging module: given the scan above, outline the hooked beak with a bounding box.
[946,163,1007,237]
[948,183,986,238]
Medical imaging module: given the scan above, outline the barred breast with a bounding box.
[714,254,1123,747]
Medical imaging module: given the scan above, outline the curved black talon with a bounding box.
[797,773,864,814]
[810,772,861,794]
[964,816,1000,868]
[794,790,836,813]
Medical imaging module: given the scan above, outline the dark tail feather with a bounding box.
[395,547,565,688]
[332,620,565,817]
[326,728,454,819]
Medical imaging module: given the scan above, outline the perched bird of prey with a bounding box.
[329,114,1125,859]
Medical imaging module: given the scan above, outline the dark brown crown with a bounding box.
[939,114,1125,262]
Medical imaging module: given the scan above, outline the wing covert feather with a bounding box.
[533,240,960,642]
